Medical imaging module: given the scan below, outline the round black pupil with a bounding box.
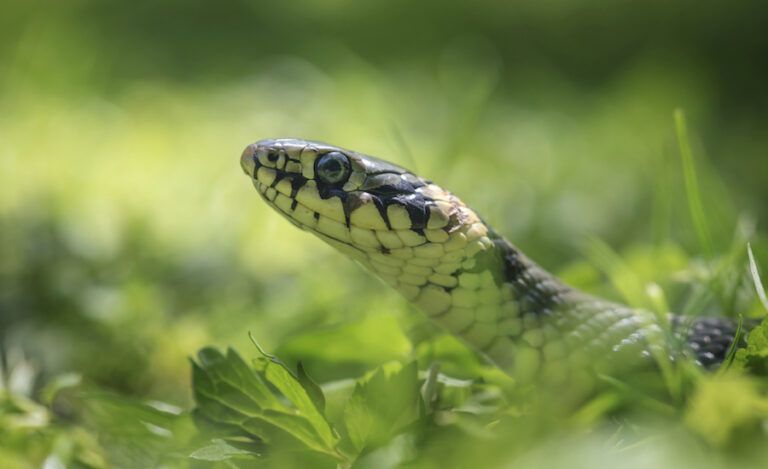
[319,156,344,181]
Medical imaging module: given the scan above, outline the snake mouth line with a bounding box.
[245,145,462,236]
[253,180,378,256]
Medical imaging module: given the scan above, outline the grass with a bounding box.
[749,243,768,313]
[675,109,714,258]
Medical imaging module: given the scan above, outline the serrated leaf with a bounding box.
[733,317,768,374]
[195,348,286,413]
[191,345,344,462]
[343,361,420,453]
[262,359,337,450]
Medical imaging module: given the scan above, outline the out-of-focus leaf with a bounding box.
[276,314,412,368]
[733,317,768,374]
[675,109,714,258]
[40,373,82,406]
[343,361,420,454]
[685,374,768,446]
[81,391,196,468]
[420,363,441,415]
[189,438,256,461]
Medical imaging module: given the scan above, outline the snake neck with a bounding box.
[354,203,595,374]
[360,212,670,377]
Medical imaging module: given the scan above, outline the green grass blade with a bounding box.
[720,315,744,372]
[748,243,768,313]
[674,109,713,257]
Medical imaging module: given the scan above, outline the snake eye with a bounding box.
[315,152,350,184]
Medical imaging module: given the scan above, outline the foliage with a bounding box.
[191,344,426,466]
[3,0,768,467]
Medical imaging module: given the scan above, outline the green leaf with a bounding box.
[191,344,344,462]
[81,392,196,467]
[685,374,768,446]
[343,361,420,454]
[297,361,326,415]
[190,439,257,461]
[262,359,338,449]
[733,317,768,374]
[275,314,412,368]
[197,347,285,412]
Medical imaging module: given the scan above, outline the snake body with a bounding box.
[240,138,745,378]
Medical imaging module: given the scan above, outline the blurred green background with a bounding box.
[1,0,768,467]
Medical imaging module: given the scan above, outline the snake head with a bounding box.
[242,138,505,344]
[241,139,476,236]
[241,138,493,316]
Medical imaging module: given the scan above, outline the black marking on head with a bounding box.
[399,196,430,232]
[341,194,370,229]
[371,196,391,230]
[313,212,320,221]
[290,199,298,211]
[316,182,347,201]
[356,172,438,230]
[289,175,307,199]
[270,171,285,188]
[256,143,438,232]
[251,157,262,179]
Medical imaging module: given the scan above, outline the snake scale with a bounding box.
[240,138,748,379]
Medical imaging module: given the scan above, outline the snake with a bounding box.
[240,138,749,379]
